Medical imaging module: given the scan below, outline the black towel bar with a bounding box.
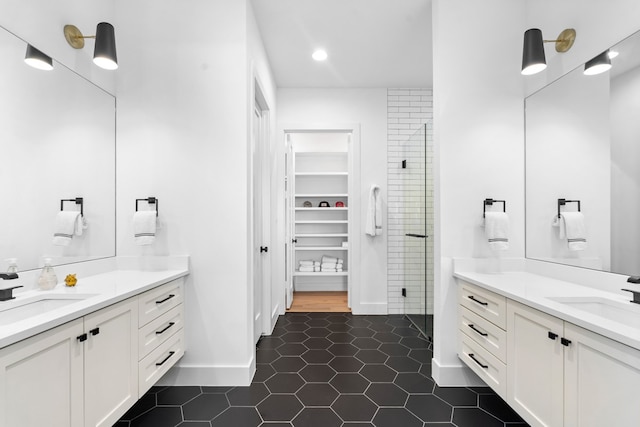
[557,198,581,218]
[136,197,159,216]
[483,198,506,218]
[60,197,83,216]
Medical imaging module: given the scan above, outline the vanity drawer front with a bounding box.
[459,306,506,362]
[459,281,506,329]
[138,304,184,360]
[459,332,506,399]
[139,279,184,327]
[139,329,184,397]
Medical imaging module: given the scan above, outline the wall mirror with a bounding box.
[525,29,640,276]
[0,25,115,272]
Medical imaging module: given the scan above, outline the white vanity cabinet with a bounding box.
[508,300,640,427]
[0,298,137,427]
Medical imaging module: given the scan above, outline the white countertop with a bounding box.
[0,268,189,349]
[453,269,640,351]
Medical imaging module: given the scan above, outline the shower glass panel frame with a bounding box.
[401,123,433,341]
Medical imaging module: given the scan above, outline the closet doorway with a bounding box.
[284,127,359,313]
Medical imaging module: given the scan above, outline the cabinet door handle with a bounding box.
[468,324,488,337]
[561,337,572,347]
[260,246,269,253]
[156,294,175,304]
[468,353,488,369]
[90,327,100,336]
[548,332,558,340]
[155,351,176,366]
[467,295,488,306]
[156,322,175,335]
[77,333,88,342]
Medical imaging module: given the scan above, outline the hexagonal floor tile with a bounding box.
[156,386,201,405]
[355,349,388,364]
[394,372,435,393]
[256,348,280,364]
[257,395,303,422]
[257,336,285,350]
[301,349,334,364]
[327,332,354,343]
[295,383,339,406]
[265,373,305,393]
[304,337,332,349]
[479,394,527,423]
[327,343,359,356]
[272,356,306,373]
[372,408,422,427]
[253,363,276,382]
[399,336,430,349]
[373,332,402,343]
[329,373,370,393]
[452,407,504,427]
[408,348,433,363]
[226,383,269,406]
[331,395,377,422]
[405,394,453,422]
[378,343,410,357]
[329,356,364,372]
[305,318,330,327]
[129,407,182,427]
[434,385,478,406]
[277,343,308,356]
[287,314,311,323]
[359,364,397,382]
[385,356,421,373]
[182,393,229,421]
[285,322,310,332]
[365,383,408,406]
[281,332,309,343]
[326,322,351,332]
[392,326,420,337]
[348,327,375,337]
[211,407,261,427]
[293,408,342,427]
[299,364,337,383]
[305,327,331,337]
[351,337,381,350]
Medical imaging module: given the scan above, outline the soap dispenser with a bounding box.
[5,258,18,275]
[38,258,58,290]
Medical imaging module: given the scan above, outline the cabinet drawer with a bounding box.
[459,332,506,399]
[459,306,506,362]
[138,304,184,360]
[139,279,184,327]
[459,281,506,329]
[139,329,184,397]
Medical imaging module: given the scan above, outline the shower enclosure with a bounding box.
[400,123,433,340]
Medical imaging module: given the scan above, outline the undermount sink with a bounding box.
[0,293,98,326]
[548,296,640,328]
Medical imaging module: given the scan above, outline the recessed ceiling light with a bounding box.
[608,50,619,59]
[312,49,328,61]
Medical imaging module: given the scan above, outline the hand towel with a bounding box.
[299,260,319,267]
[52,211,83,246]
[365,184,382,236]
[133,211,157,245]
[559,212,587,251]
[322,255,338,264]
[321,262,338,269]
[321,267,337,272]
[484,212,509,251]
[299,266,318,272]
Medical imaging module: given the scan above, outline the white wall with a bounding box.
[277,88,388,314]
[432,0,526,385]
[114,0,276,385]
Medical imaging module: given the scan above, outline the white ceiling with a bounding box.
[251,0,433,88]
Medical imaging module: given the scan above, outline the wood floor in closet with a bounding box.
[286,291,350,312]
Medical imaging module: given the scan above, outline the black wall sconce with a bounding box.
[522,28,576,75]
[24,44,53,71]
[63,22,118,70]
[584,50,612,75]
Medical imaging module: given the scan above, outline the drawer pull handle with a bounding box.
[561,337,572,347]
[156,294,175,304]
[90,327,100,336]
[156,351,176,366]
[468,295,488,306]
[469,353,488,369]
[468,324,488,337]
[156,322,176,335]
[548,332,558,340]
[77,333,87,342]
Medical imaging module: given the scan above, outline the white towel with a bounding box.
[559,212,587,251]
[365,184,382,236]
[299,266,318,272]
[299,260,319,267]
[52,211,83,246]
[322,256,338,264]
[484,212,509,251]
[133,211,157,245]
[321,267,337,272]
[321,262,338,269]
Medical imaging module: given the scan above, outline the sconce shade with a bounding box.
[24,44,53,71]
[522,28,547,75]
[584,50,611,75]
[93,22,118,70]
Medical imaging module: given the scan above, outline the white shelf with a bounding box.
[295,246,348,251]
[294,271,348,277]
[295,207,348,211]
[295,220,347,224]
[295,193,348,198]
[296,233,348,238]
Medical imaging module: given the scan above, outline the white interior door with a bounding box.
[284,134,294,309]
[253,105,264,344]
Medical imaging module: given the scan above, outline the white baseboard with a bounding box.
[294,283,347,292]
[431,358,487,387]
[157,357,256,387]
[351,302,387,315]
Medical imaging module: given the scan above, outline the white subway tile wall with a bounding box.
[387,88,434,315]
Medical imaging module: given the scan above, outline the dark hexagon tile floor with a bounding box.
[115,313,530,427]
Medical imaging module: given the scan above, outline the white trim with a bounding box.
[431,357,486,387]
[351,302,388,315]
[159,357,256,387]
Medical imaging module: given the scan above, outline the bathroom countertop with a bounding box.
[0,268,189,349]
[454,269,640,351]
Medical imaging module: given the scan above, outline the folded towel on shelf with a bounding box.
[558,212,587,251]
[321,262,338,269]
[299,260,319,267]
[484,212,509,251]
[133,211,157,245]
[321,267,337,272]
[321,255,338,264]
[336,267,343,272]
[366,184,382,236]
[299,266,318,272]
[52,211,83,246]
